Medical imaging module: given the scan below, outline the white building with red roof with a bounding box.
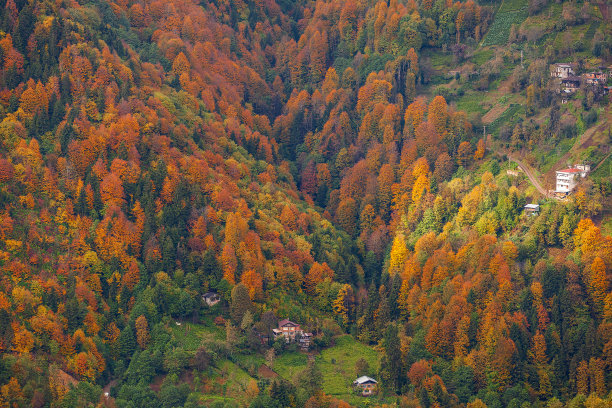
[555,165,590,193]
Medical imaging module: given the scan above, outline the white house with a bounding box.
[555,165,590,194]
[353,376,378,396]
[551,63,575,79]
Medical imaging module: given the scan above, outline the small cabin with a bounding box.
[353,376,378,396]
[202,292,220,307]
[524,204,540,216]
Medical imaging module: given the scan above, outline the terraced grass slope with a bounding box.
[482,0,529,46]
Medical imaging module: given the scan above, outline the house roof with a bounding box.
[354,376,378,385]
[278,319,299,327]
[203,292,219,298]
[524,204,539,209]
[557,168,581,173]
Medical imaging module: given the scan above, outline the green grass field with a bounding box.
[170,321,224,351]
[591,154,612,180]
[272,335,384,406]
[273,351,309,380]
[318,335,381,396]
[489,103,522,134]
[470,48,494,66]
[420,48,453,70]
[198,359,257,404]
[482,0,529,46]
[536,138,575,173]
[455,92,488,115]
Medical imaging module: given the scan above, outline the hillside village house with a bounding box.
[274,319,301,340]
[353,376,378,396]
[551,63,575,79]
[561,76,581,93]
[583,71,607,85]
[555,165,590,194]
[272,319,314,349]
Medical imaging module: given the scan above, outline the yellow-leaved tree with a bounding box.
[388,234,408,276]
[333,284,354,326]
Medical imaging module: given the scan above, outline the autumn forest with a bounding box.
[0,0,610,407]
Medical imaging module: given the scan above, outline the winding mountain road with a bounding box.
[506,155,549,197]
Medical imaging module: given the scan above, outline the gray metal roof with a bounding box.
[353,376,377,385]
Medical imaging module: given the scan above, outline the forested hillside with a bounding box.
[0,0,610,407]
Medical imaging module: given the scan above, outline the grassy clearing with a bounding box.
[272,336,383,406]
[208,360,257,402]
[591,154,612,180]
[552,25,590,51]
[470,48,494,66]
[170,322,224,351]
[318,335,385,407]
[318,335,381,397]
[190,359,258,405]
[273,351,308,380]
[234,353,266,370]
[584,21,600,42]
[489,103,522,134]
[217,360,255,387]
[455,92,487,115]
[421,48,453,69]
[482,0,529,46]
[536,138,575,172]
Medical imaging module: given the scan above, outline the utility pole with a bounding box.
[483,124,486,144]
[521,50,524,68]
[483,125,487,152]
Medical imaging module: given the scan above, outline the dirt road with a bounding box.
[507,155,549,196]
